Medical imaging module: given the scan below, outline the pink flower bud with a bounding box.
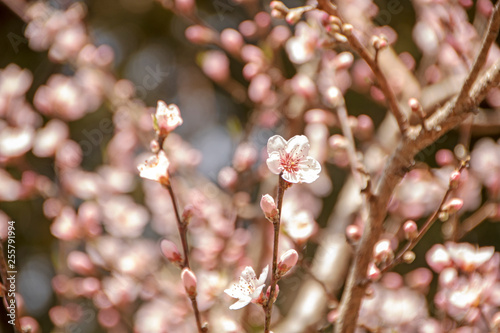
[408,97,421,112]
[175,0,195,15]
[285,10,302,25]
[346,224,362,242]
[290,73,316,100]
[438,267,457,288]
[332,52,354,70]
[160,239,183,265]
[277,249,298,277]
[403,220,418,240]
[266,284,279,303]
[367,262,381,281]
[218,166,238,190]
[182,205,194,224]
[67,251,95,275]
[185,25,215,44]
[372,35,388,50]
[181,268,197,296]
[324,86,344,107]
[436,149,454,166]
[233,143,258,171]
[442,198,463,214]
[150,139,160,153]
[248,74,272,103]
[425,244,451,273]
[270,1,288,12]
[328,134,348,150]
[239,20,257,39]
[373,239,394,264]
[449,170,461,189]
[271,8,285,19]
[221,28,244,55]
[260,194,278,220]
[201,50,230,83]
[354,114,374,141]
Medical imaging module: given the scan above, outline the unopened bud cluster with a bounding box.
[323,15,352,43]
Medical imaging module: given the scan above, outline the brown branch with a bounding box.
[164,182,191,269]
[458,201,496,240]
[163,181,207,332]
[264,174,287,332]
[456,0,500,107]
[0,0,28,22]
[317,0,409,136]
[334,58,500,333]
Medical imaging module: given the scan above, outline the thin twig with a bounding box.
[190,295,205,333]
[317,0,409,135]
[458,201,496,240]
[164,181,207,332]
[264,174,287,333]
[0,0,28,22]
[380,162,468,274]
[164,182,190,269]
[456,0,500,107]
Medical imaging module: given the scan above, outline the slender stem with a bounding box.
[456,0,500,106]
[458,201,496,240]
[381,162,467,274]
[165,182,190,268]
[190,295,206,333]
[317,0,409,135]
[164,181,206,332]
[264,174,287,333]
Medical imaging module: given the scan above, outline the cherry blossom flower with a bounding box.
[137,150,170,185]
[154,100,183,135]
[266,135,321,183]
[224,265,268,310]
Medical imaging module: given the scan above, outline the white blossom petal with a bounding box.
[266,152,282,174]
[257,265,269,285]
[285,135,310,159]
[282,170,301,183]
[267,135,287,156]
[229,297,252,310]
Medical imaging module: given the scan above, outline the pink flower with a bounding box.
[445,242,494,273]
[285,22,318,64]
[266,135,321,183]
[137,151,170,185]
[154,100,183,135]
[224,266,268,310]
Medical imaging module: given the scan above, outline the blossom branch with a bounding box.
[164,182,190,269]
[264,174,287,333]
[317,0,409,136]
[456,0,500,107]
[380,162,468,274]
[163,181,207,332]
[335,59,500,333]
